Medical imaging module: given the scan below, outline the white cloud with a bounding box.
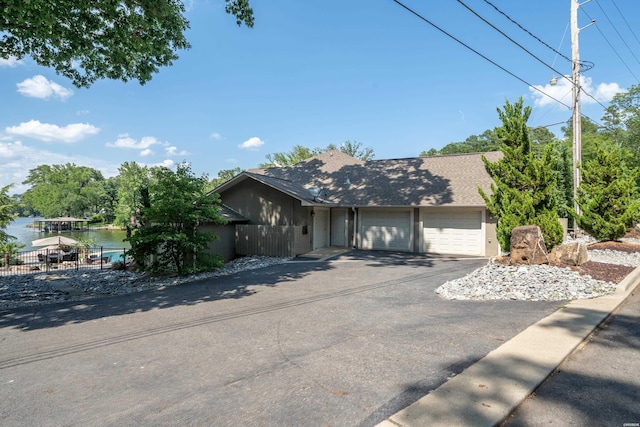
[0,57,22,67]
[225,158,238,163]
[530,76,625,108]
[210,132,222,140]
[165,146,189,156]
[154,159,175,168]
[238,136,265,150]
[17,75,73,101]
[0,140,120,193]
[140,149,154,157]
[5,120,99,143]
[106,134,161,149]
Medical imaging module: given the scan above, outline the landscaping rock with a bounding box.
[509,225,549,266]
[550,242,589,266]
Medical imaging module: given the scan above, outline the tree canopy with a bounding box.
[420,129,499,157]
[260,141,375,167]
[1,0,255,87]
[207,167,243,191]
[22,163,108,218]
[602,83,640,169]
[125,163,225,275]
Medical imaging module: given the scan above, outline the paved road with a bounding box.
[1,251,563,426]
[503,288,640,427]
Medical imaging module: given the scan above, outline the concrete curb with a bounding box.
[376,265,640,427]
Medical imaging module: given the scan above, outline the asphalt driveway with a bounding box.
[0,251,563,426]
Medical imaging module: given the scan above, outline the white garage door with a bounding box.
[360,209,412,251]
[423,210,483,255]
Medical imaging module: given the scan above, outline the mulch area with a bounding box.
[497,229,640,284]
[574,238,640,283]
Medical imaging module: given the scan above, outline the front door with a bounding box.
[313,208,329,250]
[330,208,348,247]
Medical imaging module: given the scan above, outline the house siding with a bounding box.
[219,179,313,256]
[200,222,237,261]
[221,180,309,227]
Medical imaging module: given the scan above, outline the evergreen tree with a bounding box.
[572,142,640,241]
[479,98,564,252]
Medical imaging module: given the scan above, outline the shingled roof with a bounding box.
[216,150,501,207]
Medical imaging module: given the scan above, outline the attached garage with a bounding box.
[359,209,412,251]
[422,209,484,256]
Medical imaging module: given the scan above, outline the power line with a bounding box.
[389,0,604,127]
[481,0,594,72]
[582,8,640,82]
[610,0,640,48]
[473,0,608,112]
[456,0,574,87]
[389,0,572,110]
[594,0,640,66]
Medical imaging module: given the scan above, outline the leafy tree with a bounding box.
[260,145,320,168]
[561,116,610,165]
[207,167,243,191]
[1,0,254,87]
[602,84,640,169]
[421,129,499,156]
[0,185,17,245]
[261,141,376,167]
[572,142,640,241]
[22,164,106,218]
[335,140,375,161]
[529,126,558,156]
[114,162,150,231]
[126,163,226,275]
[479,98,564,252]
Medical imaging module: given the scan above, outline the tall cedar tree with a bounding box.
[479,98,564,252]
[572,142,640,241]
[125,163,226,275]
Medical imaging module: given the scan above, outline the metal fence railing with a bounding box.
[0,247,128,277]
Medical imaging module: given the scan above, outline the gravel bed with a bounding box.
[0,256,290,311]
[435,264,618,301]
[436,243,639,301]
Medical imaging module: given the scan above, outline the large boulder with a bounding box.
[509,225,549,266]
[550,242,589,266]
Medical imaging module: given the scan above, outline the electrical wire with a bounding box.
[594,0,640,66]
[551,22,570,70]
[389,0,604,127]
[456,0,574,88]
[481,0,594,72]
[610,0,640,48]
[389,0,572,110]
[581,8,640,83]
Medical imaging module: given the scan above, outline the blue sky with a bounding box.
[1,0,638,193]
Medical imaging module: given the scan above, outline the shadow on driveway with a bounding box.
[0,260,335,331]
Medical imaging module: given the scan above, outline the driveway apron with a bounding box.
[0,252,562,426]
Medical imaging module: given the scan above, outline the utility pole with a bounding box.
[570,0,594,235]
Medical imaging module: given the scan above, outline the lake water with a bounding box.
[5,217,130,252]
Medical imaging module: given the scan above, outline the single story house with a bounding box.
[209,150,501,258]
